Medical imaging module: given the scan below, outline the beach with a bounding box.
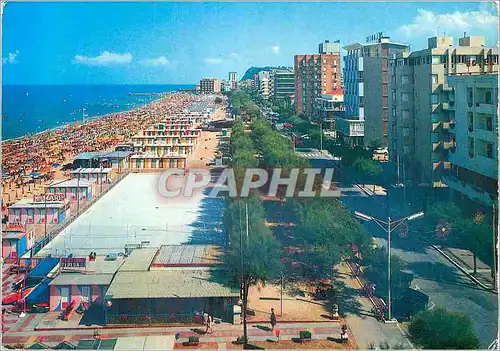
[1,92,197,215]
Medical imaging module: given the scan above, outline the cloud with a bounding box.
[204,57,225,64]
[74,51,132,66]
[2,50,19,64]
[272,45,280,54]
[398,8,497,38]
[204,52,241,65]
[140,56,170,66]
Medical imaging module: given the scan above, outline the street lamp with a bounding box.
[354,210,424,322]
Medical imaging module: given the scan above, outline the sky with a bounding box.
[2,2,498,85]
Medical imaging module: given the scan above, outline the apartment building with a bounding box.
[344,35,409,147]
[199,78,221,94]
[257,71,271,99]
[228,72,238,89]
[295,40,341,117]
[270,68,295,103]
[444,74,498,206]
[388,35,498,186]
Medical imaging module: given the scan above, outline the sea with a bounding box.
[1,84,196,141]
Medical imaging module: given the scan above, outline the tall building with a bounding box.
[270,68,295,103]
[388,35,498,186]
[444,74,497,206]
[199,78,221,94]
[295,40,341,117]
[344,34,409,147]
[257,71,271,99]
[228,72,238,89]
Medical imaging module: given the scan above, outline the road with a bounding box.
[309,158,498,348]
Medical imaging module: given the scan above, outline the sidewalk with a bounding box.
[441,246,496,290]
[336,262,413,349]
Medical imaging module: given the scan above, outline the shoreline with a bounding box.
[2,86,194,143]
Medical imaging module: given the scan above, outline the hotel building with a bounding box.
[295,40,341,117]
[270,68,295,103]
[129,122,202,169]
[344,34,409,147]
[444,74,498,206]
[199,78,221,94]
[388,35,498,187]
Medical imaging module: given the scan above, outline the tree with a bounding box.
[224,197,282,346]
[428,202,493,274]
[408,307,479,349]
[286,198,372,279]
[352,157,382,191]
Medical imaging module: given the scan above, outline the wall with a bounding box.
[49,284,107,311]
[363,57,383,146]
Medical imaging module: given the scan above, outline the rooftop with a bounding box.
[119,248,158,272]
[9,198,69,209]
[152,245,223,267]
[74,151,133,161]
[106,269,239,299]
[49,273,115,286]
[48,179,94,188]
[70,168,113,174]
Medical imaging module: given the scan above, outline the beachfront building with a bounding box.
[443,73,498,206]
[48,257,124,312]
[388,35,498,186]
[199,78,221,94]
[104,246,240,325]
[2,224,35,259]
[8,198,70,225]
[295,40,342,117]
[73,151,131,171]
[129,122,202,169]
[47,179,94,201]
[70,168,113,184]
[344,34,409,147]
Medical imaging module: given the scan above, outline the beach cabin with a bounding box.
[49,257,124,312]
[70,168,112,185]
[47,179,94,201]
[8,197,70,225]
[2,224,35,259]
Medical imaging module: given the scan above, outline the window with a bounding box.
[431,74,438,84]
[486,116,493,131]
[81,286,91,302]
[392,108,396,117]
[403,127,410,137]
[467,88,473,103]
[486,143,493,158]
[392,90,397,100]
[401,75,409,84]
[402,93,409,102]
[430,93,439,104]
[402,110,410,120]
[359,96,365,107]
[432,56,441,64]
[485,91,492,104]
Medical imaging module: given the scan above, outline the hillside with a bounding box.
[241,66,284,81]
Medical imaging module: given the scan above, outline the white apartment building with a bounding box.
[388,35,498,186]
[444,74,498,206]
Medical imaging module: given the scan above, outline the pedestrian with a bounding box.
[270,308,277,332]
[205,314,213,334]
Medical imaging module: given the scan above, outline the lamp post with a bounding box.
[354,210,424,321]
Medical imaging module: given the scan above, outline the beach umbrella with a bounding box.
[51,163,61,168]
[30,172,41,178]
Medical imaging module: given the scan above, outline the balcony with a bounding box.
[432,141,441,151]
[443,141,455,150]
[476,103,495,115]
[442,102,454,111]
[432,122,440,131]
[443,175,496,207]
[442,86,453,92]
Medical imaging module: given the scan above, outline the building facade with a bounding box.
[444,74,498,206]
[295,40,341,117]
[257,71,271,99]
[199,78,221,94]
[228,72,238,89]
[344,35,409,147]
[388,35,498,186]
[270,68,295,103]
[313,89,345,125]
